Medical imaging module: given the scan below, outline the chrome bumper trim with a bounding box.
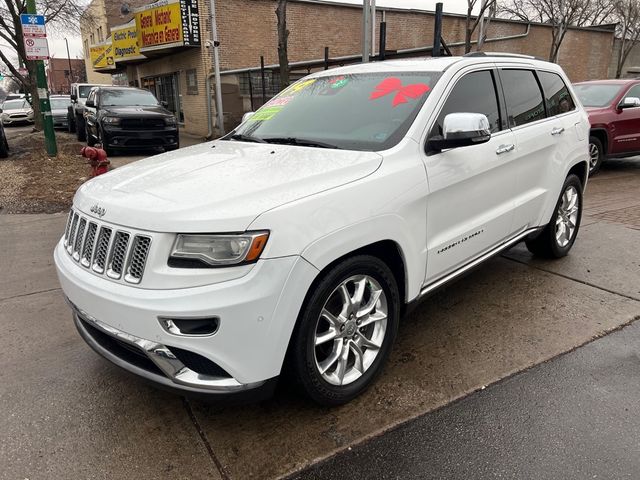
[70,302,265,394]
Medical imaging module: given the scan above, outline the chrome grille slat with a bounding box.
[92,227,113,274]
[125,236,152,284]
[67,213,79,253]
[72,218,87,261]
[81,223,98,268]
[65,209,151,284]
[106,232,130,279]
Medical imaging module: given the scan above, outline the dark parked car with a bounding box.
[573,79,640,175]
[0,118,8,158]
[83,86,179,155]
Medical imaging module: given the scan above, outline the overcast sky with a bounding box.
[5,0,472,63]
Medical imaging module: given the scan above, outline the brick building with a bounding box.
[81,0,617,137]
[46,58,87,95]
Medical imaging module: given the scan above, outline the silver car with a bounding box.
[0,99,34,125]
[50,95,71,129]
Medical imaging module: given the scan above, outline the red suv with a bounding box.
[573,79,640,175]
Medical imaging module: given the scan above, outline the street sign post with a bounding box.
[21,7,56,156]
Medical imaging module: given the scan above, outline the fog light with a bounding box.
[159,316,220,336]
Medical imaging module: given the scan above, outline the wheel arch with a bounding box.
[589,128,608,156]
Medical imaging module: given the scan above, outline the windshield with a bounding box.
[78,86,94,98]
[573,84,623,108]
[2,99,29,110]
[50,97,71,109]
[101,89,159,107]
[232,72,441,151]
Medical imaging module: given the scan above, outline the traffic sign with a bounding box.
[24,36,49,60]
[20,14,47,37]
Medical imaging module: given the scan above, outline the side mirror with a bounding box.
[160,100,168,107]
[0,108,3,113]
[242,111,255,123]
[619,96,640,109]
[85,99,95,108]
[70,93,77,101]
[427,112,491,153]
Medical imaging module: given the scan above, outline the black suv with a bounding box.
[84,86,179,155]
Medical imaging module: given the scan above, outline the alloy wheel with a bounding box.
[555,185,579,247]
[313,275,388,386]
[589,142,599,170]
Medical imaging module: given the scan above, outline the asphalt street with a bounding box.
[290,320,640,480]
[1,148,639,479]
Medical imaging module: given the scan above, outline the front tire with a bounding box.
[86,125,96,147]
[76,115,86,141]
[290,255,400,406]
[588,136,603,176]
[0,133,8,158]
[68,113,76,133]
[525,174,583,258]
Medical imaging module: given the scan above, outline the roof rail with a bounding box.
[463,51,546,61]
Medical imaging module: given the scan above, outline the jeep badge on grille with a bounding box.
[90,204,106,218]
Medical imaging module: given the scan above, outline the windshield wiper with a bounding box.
[262,137,341,149]
[225,133,267,144]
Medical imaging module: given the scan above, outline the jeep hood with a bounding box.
[74,140,383,232]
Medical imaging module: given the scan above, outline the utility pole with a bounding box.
[208,0,225,136]
[25,0,57,156]
[361,0,371,62]
[65,37,73,92]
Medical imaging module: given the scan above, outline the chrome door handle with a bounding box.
[496,144,515,155]
[551,127,565,135]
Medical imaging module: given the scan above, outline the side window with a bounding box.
[624,84,640,102]
[538,71,575,116]
[500,69,545,127]
[434,70,502,135]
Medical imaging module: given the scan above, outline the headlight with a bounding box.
[165,116,177,126]
[102,116,120,125]
[170,231,269,267]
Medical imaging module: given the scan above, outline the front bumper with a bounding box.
[54,239,318,393]
[52,116,68,128]
[103,126,178,149]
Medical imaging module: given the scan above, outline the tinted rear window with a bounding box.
[500,69,545,127]
[538,71,575,115]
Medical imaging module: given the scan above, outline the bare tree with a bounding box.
[275,0,290,90]
[613,0,640,78]
[0,0,90,129]
[465,0,499,53]
[502,0,616,62]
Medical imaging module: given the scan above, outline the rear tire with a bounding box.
[68,113,76,133]
[76,115,86,142]
[0,133,8,159]
[86,125,96,147]
[525,174,583,258]
[290,255,400,406]
[588,136,603,176]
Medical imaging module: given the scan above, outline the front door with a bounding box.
[610,83,640,155]
[422,68,519,284]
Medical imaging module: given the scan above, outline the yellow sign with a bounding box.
[136,0,183,51]
[90,39,115,70]
[112,21,144,62]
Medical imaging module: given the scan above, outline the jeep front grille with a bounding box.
[64,209,151,284]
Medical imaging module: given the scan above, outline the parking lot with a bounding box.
[1,146,639,479]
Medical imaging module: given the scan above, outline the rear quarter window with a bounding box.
[538,71,576,115]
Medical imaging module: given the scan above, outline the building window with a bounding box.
[90,33,94,44]
[237,71,307,99]
[97,26,103,42]
[186,69,198,95]
[84,40,89,58]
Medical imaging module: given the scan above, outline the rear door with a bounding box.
[422,67,518,284]
[497,67,561,231]
[610,83,640,155]
[84,89,98,139]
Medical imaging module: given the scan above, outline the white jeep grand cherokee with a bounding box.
[54,54,589,405]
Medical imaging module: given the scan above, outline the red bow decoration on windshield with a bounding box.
[370,77,430,107]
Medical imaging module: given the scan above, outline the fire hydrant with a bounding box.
[80,146,111,177]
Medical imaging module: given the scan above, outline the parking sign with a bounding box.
[24,36,49,60]
[20,14,47,37]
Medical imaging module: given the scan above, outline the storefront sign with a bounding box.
[112,21,144,62]
[90,39,115,70]
[135,0,200,52]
